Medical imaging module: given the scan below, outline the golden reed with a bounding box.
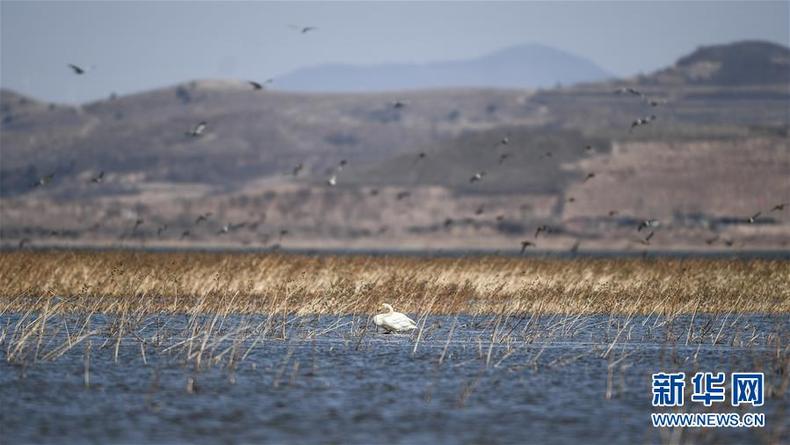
[1,250,788,315]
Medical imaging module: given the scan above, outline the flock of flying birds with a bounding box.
[15,26,789,253]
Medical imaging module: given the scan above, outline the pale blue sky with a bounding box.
[1,1,788,104]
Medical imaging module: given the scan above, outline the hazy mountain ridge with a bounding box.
[274,44,613,92]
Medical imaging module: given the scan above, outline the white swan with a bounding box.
[373,303,417,333]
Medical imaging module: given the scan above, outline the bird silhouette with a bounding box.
[535,225,549,238]
[637,219,659,231]
[630,115,656,132]
[67,64,86,75]
[327,174,337,186]
[248,79,273,90]
[195,213,213,225]
[520,240,535,254]
[157,225,168,237]
[583,173,595,183]
[748,212,761,223]
[32,173,55,188]
[391,100,408,109]
[771,202,788,212]
[186,121,207,137]
[640,231,655,245]
[292,163,304,176]
[290,25,317,34]
[498,153,511,164]
[469,171,486,183]
[90,171,104,183]
[180,230,190,239]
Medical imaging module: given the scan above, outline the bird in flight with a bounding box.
[614,87,643,97]
[608,210,619,217]
[474,205,485,216]
[469,171,486,183]
[637,219,659,231]
[32,173,55,188]
[186,121,207,137]
[584,145,594,152]
[90,171,104,184]
[396,191,411,200]
[495,136,510,148]
[67,64,86,75]
[520,240,535,254]
[498,153,511,165]
[157,225,168,237]
[248,79,273,90]
[180,230,191,239]
[748,212,761,224]
[640,231,655,245]
[290,25,317,34]
[391,100,408,109]
[292,163,304,176]
[195,212,213,225]
[327,174,337,187]
[705,235,719,245]
[583,173,595,183]
[771,203,788,212]
[630,115,656,132]
[535,225,549,238]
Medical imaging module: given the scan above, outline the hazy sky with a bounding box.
[2,1,788,104]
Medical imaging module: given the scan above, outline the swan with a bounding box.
[373,303,417,333]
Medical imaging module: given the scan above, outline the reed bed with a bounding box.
[1,250,788,315]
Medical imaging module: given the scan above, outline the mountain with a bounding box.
[642,41,790,86]
[274,44,613,92]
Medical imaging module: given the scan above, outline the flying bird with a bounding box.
[520,240,535,254]
[157,225,168,237]
[583,173,595,183]
[771,202,788,212]
[186,121,207,137]
[391,100,408,109]
[90,171,104,184]
[637,219,660,231]
[495,136,510,147]
[534,225,549,238]
[290,25,317,34]
[614,87,643,97]
[180,230,190,239]
[32,173,55,188]
[748,212,761,224]
[195,213,213,225]
[469,171,486,183]
[630,115,656,132]
[640,231,655,245]
[705,235,719,245]
[248,78,273,90]
[498,153,511,165]
[292,163,304,176]
[327,174,337,187]
[67,64,86,75]
[608,210,619,217]
[474,205,485,216]
[396,191,411,200]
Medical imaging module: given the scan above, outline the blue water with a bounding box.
[1,313,787,444]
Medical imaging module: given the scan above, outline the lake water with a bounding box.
[1,313,787,444]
